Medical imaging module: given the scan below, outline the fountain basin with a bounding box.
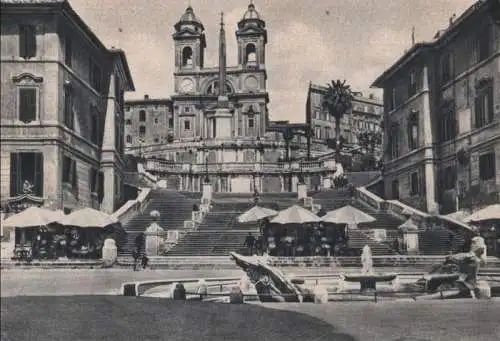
[343,273,399,291]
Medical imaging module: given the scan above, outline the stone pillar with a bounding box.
[202,182,213,202]
[297,183,308,200]
[421,65,438,214]
[101,167,116,214]
[323,177,332,189]
[280,175,285,192]
[402,226,419,255]
[291,175,298,192]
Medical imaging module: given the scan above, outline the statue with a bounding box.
[420,236,489,299]
[22,180,34,194]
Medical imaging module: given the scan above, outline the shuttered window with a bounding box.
[19,25,36,58]
[19,88,37,123]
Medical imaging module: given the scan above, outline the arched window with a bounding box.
[139,110,146,122]
[407,111,419,151]
[182,46,193,67]
[245,43,257,65]
[206,81,233,95]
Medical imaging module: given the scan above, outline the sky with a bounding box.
[70,0,472,122]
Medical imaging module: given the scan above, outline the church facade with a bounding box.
[134,3,337,193]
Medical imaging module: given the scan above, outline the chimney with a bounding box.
[144,94,149,100]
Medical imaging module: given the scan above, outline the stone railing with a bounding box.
[355,186,384,211]
[355,186,475,233]
[137,163,158,184]
[111,188,152,225]
[144,159,332,175]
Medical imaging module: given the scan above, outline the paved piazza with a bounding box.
[2,269,500,341]
[0,269,244,297]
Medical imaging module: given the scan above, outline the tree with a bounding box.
[322,80,354,162]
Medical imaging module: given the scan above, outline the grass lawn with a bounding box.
[1,296,355,341]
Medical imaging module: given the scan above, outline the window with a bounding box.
[391,88,396,111]
[248,118,254,128]
[154,138,159,143]
[64,86,73,129]
[245,43,257,65]
[126,135,132,143]
[184,120,191,130]
[139,126,146,138]
[388,124,400,159]
[407,112,419,151]
[440,53,452,84]
[62,155,77,195]
[89,59,102,92]
[478,27,491,62]
[182,46,193,67]
[64,36,72,67]
[407,71,416,98]
[10,152,44,197]
[391,179,399,200]
[479,152,495,181]
[184,107,190,113]
[90,107,100,145]
[139,110,146,122]
[442,166,457,190]
[125,119,132,125]
[154,118,159,124]
[89,168,98,194]
[410,172,420,195]
[19,25,36,58]
[474,79,494,128]
[168,117,174,129]
[18,88,37,123]
[438,102,456,143]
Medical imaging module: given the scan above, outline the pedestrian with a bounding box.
[244,232,255,255]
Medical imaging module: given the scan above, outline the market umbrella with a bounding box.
[464,204,500,223]
[237,206,278,223]
[321,205,376,225]
[270,205,321,224]
[2,206,65,228]
[58,207,119,228]
[443,210,470,223]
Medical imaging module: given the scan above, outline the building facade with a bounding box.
[305,83,383,155]
[0,0,135,214]
[372,0,500,213]
[124,95,173,150]
[130,3,337,193]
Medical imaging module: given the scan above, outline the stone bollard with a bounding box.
[313,285,329,304]
[101,239,117,267]
[172,283,186,301]
[197,279,208,298]
[229,286,244,304]
[475,280,491,300]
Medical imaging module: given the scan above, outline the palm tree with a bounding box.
[322,80,354,162]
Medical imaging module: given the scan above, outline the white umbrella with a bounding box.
[321,205,376,225]
[398,218,419,231]
[58,207,118,228]
[443,211,470,223]
[2,206,64,228]
[464,204,500,223]
[237,206,278,223]
[270,205,321,224]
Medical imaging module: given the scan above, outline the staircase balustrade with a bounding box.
[111,188,152,225]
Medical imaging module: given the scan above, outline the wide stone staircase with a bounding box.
[166,193,299,256]
[120,189,197,256]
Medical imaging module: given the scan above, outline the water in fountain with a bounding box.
[361,245,373,274]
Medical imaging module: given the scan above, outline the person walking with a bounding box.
[244,232,255,256]
[133,233,145,271]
